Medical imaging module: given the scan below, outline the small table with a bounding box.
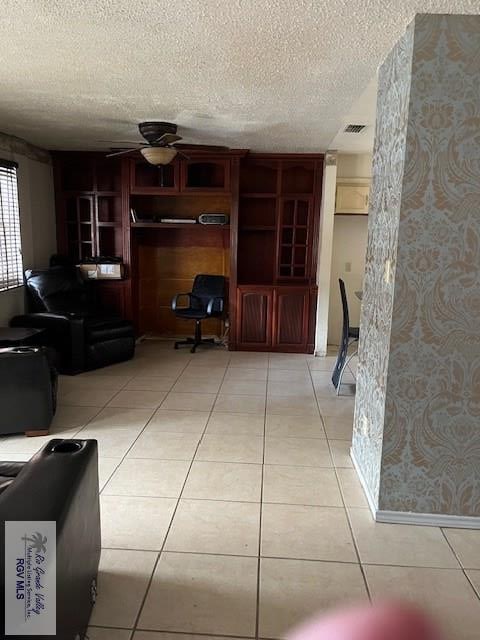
[0,327,46,347]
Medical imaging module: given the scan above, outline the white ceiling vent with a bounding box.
[344,124,366,133]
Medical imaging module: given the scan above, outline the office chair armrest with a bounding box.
[171,293,191,311]
[206,297,224,316]
[171,293,203,311]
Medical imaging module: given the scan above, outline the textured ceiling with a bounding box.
[330,77,378,153]
[0,0,478,152]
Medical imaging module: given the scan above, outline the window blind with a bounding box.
[0,159,23,291]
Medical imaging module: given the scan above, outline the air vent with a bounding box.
[344,124,366,133]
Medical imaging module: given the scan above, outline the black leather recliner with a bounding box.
[10,267,135,374]
[0,346,57,436]
[0,439,101,640]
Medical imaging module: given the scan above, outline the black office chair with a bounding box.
[332,279,359,394]
[171,274,226,353]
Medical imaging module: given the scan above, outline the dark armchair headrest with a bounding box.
[25,267,89,314]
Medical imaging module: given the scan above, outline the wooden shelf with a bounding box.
[131,222,230,230]
[240,192,277,198]
[281,192,314,198]
[60,190,121,197]
[130,188,229,196]
[97,221,118,227]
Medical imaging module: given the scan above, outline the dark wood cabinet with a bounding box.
[53,150,323,352]
[129,157,230,194]
[181,158,230,192]
[54,153,124,262]
[234,154,323,352]
[236,287,273,348]
[236,284,313,352]
[130,158,179,193]
[91,280,126,317]
[273,287,309,350]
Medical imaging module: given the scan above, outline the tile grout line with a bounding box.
[84,349,362,636]
[254,352,269,640]
[74,371,139,489]
[439,527,480,602]
[97,545,469,570]
[89,353,194,635]
[130,348,233,636]
[75,358,191,489]
[99,492,352,507]
[52,368,135,435]
[58,369,135,412]
[307,359,372,601]
[89,622,257,639]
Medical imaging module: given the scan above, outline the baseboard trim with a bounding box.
[375,510,480,529]
[349,448,378,518]
[350,449,480,529]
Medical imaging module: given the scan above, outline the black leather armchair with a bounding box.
[0,346,57,436]
[0,439,101,640]
[171,274,226,353]
[10,267,135,374]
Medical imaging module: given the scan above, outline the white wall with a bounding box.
[0,133,56,324]
[314,153,337,356]
[327,153,372,345]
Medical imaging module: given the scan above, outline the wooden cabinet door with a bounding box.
[236,287,273,349]
[335,184,370,214]
[277,197,313,280]
[272,286,309,351]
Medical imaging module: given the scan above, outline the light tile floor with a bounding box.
[1,340,480,640]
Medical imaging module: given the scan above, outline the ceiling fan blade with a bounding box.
[106,148,140,158]
[151,133,183,145]
[173,143,229,151]
[99,140,144,145]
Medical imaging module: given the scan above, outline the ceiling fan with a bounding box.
[106,121,229,165]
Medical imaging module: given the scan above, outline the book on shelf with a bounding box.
[130,208,137,223]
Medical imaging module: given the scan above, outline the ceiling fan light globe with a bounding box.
[140,147,178,165]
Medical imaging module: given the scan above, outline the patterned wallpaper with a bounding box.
[351,20,414,508]
[353,14,480,517]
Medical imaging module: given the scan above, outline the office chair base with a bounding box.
[174,337,216,353]
[175,318,222,353]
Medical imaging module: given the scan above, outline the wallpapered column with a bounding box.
[352,13,480,523]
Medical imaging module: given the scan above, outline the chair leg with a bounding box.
[174,320,217,353]
[336,343,358,396]
[191,320,202,353]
